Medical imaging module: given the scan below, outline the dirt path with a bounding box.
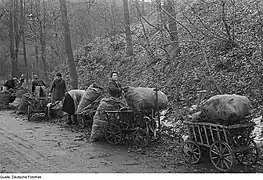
[1,110,262,173]
[0,110,180,173]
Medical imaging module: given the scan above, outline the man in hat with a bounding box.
[50,73,67,103]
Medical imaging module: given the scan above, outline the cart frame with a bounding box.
[27,96,51,121]
[104,108,158,147]
[183,98,259,172]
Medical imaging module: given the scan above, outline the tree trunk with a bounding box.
[39,0,48,81]
[9,12,16,78]
[21,0,28,79]
[141,0,145,15]
[110,0,116,36]
[166,0,180,57]
[135,0,140,21]
[123,0,133,56]
[14,0,21,77]
[59,0,78,89]
[35,46,39,76]
[9,0,17,78]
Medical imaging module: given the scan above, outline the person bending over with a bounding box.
[62,89,85,125]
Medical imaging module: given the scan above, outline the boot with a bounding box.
[73,115,78,124]
[66,114,73,125]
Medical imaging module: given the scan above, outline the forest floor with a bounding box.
[0,109,262,173]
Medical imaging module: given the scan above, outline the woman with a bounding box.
[32,75,46,97]
[108,71,122,98]
[50,73,67,103]
[62,89,86,125]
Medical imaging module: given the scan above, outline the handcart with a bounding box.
[104,88,161,147]
[182,90,259,172]
[104,108,158,147]
[182,121,259,172]
[27,96,51,121]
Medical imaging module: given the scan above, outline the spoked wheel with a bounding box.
[234,137,259,166]
[132,129,149,147]
[27,106,33,121]
[104,124,122,145]
[181,140,201,164]
[209,141,234,172]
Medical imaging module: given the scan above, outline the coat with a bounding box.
[68,89,86,114]
[50,78,66,103]
[108,80,122,98]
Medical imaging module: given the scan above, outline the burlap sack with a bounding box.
[9,97,22,109]
[200,94,251,124]
[0,91,11,109]
[77,83,103,114]
[17,93,31,114]
[90,97,127,141]
[123,87,168,112]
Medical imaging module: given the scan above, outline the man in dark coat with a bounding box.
[50,73,67,103]
[108,71,122,98]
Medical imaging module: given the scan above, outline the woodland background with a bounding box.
[0,0,263,119]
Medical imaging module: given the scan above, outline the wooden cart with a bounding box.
[104,108,158,147]
[27,96,51,121]
[182,121,259,172]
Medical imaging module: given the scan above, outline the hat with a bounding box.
[56,73,62,77]
[33,75,38,80]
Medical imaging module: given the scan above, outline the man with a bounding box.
[108,71,122,98]
[32,75,46,97]
[50,73,67,103]
[62,89,85,125]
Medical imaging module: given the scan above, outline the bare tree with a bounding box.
[59,0,78,89]
[8,0,21,77]
[165,0,180,57]
[20,0,28,79]
[123,0,133,56]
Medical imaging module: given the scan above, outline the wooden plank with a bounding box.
[192,125,197,141]
[209,126,215,143]
[223,128,229,144]
[197,125,203,144]
[186,121,254,130]
[203,126,209,145]
[216,126,221,141]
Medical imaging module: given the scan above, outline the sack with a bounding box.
[9,97,22,109]
[123,87,168,112]
[90,97,127,141]
[15,88,28,98]
[79,95,103,116]
[200,94,251,125]
[77,83,103,114]
[17,93,31,114]
[0,91,12,109]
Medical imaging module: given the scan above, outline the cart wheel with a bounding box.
[235,138,259,166]
[132,129,149,147]
[182,140,201,164]
[209,141,234,172]
[104,124,122,145]
[27,106,33,121]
